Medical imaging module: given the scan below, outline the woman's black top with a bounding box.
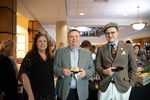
[18,54,55,100]
[0,55,18,100]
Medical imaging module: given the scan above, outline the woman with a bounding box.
[18,32,55,100]
[49,42,56,60]
[134,44,146,67]
[0,40,18,100]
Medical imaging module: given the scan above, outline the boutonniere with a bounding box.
[121,48,123,51]
[121,48,126,55]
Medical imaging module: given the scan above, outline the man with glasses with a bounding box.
[96,22,137,100]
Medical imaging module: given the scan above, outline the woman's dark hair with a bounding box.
[126,40,131,44]
[80,40,92,50]
[91,45,96,53]
[134,44,141,57]
[28,32,51,62]
[49,42,56,59]
[50,42,56,53]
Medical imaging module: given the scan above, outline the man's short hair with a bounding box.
[126,40,131,44]
[68,29,80,36]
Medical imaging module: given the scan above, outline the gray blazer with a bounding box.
[54,46,95,100]
[96,41,137,93]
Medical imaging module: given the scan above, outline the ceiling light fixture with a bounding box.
[131,6,147,30]
[80,13,84,16]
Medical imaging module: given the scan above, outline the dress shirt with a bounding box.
[109,40,118,53]
[70,48,79,89]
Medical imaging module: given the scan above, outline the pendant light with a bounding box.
[131,6,147,30]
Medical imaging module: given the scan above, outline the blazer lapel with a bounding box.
[114,42,123,61]
[64,47,71,68]
[78,48,83,68]
[103,43,113,61]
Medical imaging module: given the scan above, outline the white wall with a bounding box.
[44,26,56,42]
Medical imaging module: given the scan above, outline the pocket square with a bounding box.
[121,51,126,55]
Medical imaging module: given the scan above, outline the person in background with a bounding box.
[136,43,147,60]
[96,22,137,100]
[0,40,18,100]
[18,32,55,100]
[54,29,95,100]
[89,45,99,100]
[58,41,65,49]
[80,40,92,51]
[49,42,58,89]
[50,42,56,60]
[91,45,97,61]
[80,40,99,100]
[125,40,132,44]
[134,44,147,67]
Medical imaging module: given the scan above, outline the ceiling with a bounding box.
[17,0,150,43]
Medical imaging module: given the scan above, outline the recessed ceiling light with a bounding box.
[80,13,84,15]
[123,13,128,16]
[75,26,92,31]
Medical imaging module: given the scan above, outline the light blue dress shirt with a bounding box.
[70,48,79,89]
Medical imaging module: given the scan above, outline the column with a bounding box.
[56,21,67,48]
[0,0,17,58]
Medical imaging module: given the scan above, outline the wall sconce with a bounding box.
[131,6,147,30]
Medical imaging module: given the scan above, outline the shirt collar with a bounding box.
[69,46,80,52]
[109,40,118,47]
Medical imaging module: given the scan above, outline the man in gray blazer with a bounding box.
[96,22,137,100]
[54,29,95,100]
